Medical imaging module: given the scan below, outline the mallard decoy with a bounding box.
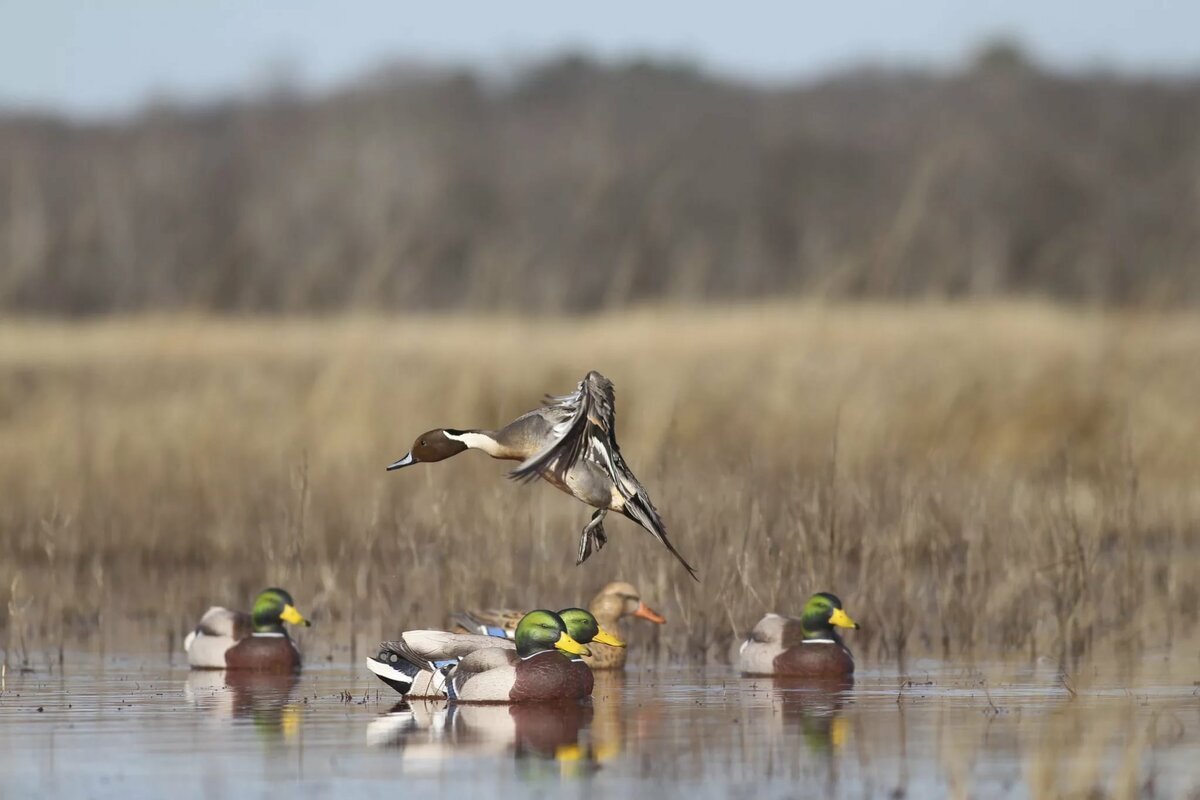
[449,581,664,670]
[366,610,609,702]
[738,592,859,678]
[184,587,311,672]
[441,607,627,696]
[386,371,698,581]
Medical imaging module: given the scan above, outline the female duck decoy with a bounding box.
[449,581,665,671]
[386,371,699,581]
[366,610,611,703]
[184,587,311,672]
[738,592,859,678]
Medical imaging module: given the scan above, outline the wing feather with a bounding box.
[195,607,250,640]
[510,370,700,581]
[380,631,514,671]
[509,371,615,484]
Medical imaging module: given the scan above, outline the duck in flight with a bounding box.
[386,371,699,581]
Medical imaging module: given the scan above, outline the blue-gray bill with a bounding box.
[386,453,415,470]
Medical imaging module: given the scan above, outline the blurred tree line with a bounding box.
[1,43,1197,314]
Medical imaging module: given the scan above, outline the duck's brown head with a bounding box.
[386,429,470,470]
[590,581,667,626]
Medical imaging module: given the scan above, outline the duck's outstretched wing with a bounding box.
[513,371,700,581]
[509,370,615,485]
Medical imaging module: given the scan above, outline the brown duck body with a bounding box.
[568,657,595,695]
[224,634,301,673]
[771,642,854,678]
[508,651,592,703]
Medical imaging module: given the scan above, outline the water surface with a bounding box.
[1,655,1196,798]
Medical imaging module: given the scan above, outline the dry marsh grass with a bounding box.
[2,302,1199,667]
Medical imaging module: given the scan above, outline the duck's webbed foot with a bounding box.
[577,509,609,565]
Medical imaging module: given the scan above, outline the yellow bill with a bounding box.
[829,608,858,630]
[591,627,626,648]
[830,716,848,750]
[555,631,591,657]
[555,743,584,762]
[281,604,311,627]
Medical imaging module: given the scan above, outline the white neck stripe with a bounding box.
[802,638,835,644]
[444,431,502,456]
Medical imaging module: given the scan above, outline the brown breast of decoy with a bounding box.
[772,642,854,679]
[509,651,591,702]
[224,634,301,673]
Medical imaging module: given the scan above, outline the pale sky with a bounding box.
[2,1,1197,116]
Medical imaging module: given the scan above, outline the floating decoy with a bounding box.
[184,587,311,672]
[738,592,859,678]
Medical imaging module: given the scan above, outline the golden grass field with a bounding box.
[2,302,1199,668]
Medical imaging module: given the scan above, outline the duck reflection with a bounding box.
[367,699,601,774]
[589,670,659,759]
[184,670,302,738]
[770,676,853,756]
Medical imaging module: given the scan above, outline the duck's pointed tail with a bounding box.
[623,492,700,582]
[366,646,424,696]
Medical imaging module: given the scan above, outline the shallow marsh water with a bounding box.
[0,654,1197,799]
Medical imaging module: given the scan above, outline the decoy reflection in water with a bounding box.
[386,371,699,580]
[367,699,597,772]
[771,677,854,755]
[184,670,302,739]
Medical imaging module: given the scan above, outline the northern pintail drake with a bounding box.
[449,581,665,671]
[738,593,859,679]
[386,371,698,581]
[366,610,617,702]
[184,588,311,672]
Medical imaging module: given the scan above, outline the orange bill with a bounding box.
[633,602,666,624]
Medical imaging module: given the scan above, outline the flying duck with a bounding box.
[386,371,698,580]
